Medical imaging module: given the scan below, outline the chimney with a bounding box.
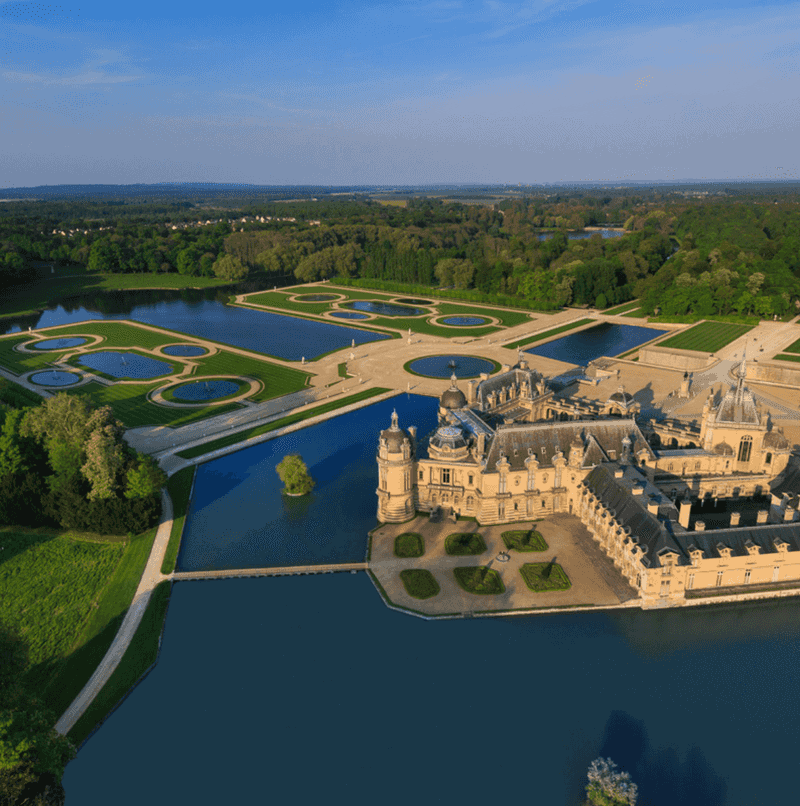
[467,379,478,405]
[679,498,692,529]
[785,506,796,522]
[502,364,511,372]
[614,468,624,479]
[757,509,769,524]
[477,432,485,456]
[631,483,645,496]
[730,511,741,526]
[695,520,706,532]
[647,498,659,516]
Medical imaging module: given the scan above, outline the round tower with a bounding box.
[376,409,416,523]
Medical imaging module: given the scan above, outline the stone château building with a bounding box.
[377,357,798,606]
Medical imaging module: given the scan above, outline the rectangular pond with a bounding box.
[177,394,439,571]
[525,322,666,365]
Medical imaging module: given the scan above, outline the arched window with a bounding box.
[738,436,752,463]
[766,452,772,464]
[466,496,473,510]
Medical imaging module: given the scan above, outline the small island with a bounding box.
[275,454,316,496]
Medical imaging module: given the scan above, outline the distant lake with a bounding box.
[537,229,625,241]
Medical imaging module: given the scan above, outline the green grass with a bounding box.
[519,562,571,592]
[622,307,647,318]
[41,321,179,350]
[445,532,487,556]
[399,569,440,599]
[453,565,505,594]
[403,355,501,378]
[775,353,800,363]
[394,532,424,558]
[604,300,641,315]
[176,387,392,459]
[72,381,243,428]
[338,362,349,378]
[501,529,548,552]
[161,467,195,575]
[782,336,800,354]
[68,580,172,747]
[0,378,44,409]
[0,334,76,375]
[655,322,753,353]
[505,318,595,350]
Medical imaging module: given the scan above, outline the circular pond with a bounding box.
[407,355,497,378]
[162,344,208,357]
[329,311,369,320]
[395,297,432,305]
[295,294,337,301]
[32,337,88,350]
[440,316,490,326]
[78,351,174,379]
[170,380,242,401]
[343,301,424,316]
[30,370,81,386]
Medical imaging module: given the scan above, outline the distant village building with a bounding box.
[377,357,796,606]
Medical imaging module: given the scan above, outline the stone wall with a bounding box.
[638,346,712,371]
[746,360,800,389]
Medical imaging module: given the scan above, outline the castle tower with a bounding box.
[376,409,416,523]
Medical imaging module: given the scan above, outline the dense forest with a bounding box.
[2,187,800,317]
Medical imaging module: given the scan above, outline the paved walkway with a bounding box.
[54,490,174,736]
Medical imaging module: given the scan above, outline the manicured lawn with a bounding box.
[0,334,75,375]
[394,532,424,558]
[505,318,595,350]
[445,532,487,556]
[176,387,391,459]
[399,569,440,599]
[520,561,571,592]
[604,300,641,315]
[161,466,196,574]
[453,566,505,594]
[0,379,43,408]
[781,336,800,354]
[338,362,349,378]
[68,580,172,746]
[243,291,334,314]
[775,353,800,363]
[622,307,647,318]
[42,321,178,350]
[501,529,548,552]
[656,322,753,353]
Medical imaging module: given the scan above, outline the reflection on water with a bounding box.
[77,351,173,379]
[408,354,496,378]
[29,370,81,386]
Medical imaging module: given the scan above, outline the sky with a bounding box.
[0,0,799,186]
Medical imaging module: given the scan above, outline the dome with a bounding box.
[380,409,409,451]
[608,385,635,405]
[764,430,790,450]
[430,425,468,452]
[713,441,734,456]
[440,373,467,409]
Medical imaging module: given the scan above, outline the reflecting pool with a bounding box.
[394,297,432,304]
[177,394,439,571]
[162,344,208,357]
[440,315,490,326]
[29,370,81,386]
[343,300,424,316]
[32,337,88,350]
[407,354,496,378]
[77,351,174,379]
[170,380,241,401]
[63,575,800,806]
[329,311,369,320]
[294,294,338,301]
[525,323,666,365]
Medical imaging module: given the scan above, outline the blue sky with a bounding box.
[1,0,799,185]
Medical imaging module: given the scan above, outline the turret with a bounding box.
[376,409,416,523]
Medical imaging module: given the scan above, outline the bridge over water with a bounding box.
[171,562,368,581]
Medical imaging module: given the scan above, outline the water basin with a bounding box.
[537,229,625,240]
[394,297,432,304]
[294,294,338,301]
[29,370,81,386]
[440,316,490,326]
[170,380,241,401]
[525,323,666,365]
[330,311,369,320]
[77,351,174,379]
[162,344,208,357]
[407,354,496,378]
[343,300,424,316]
[31,337,88,350]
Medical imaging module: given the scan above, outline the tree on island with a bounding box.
[275,454,315,496]
[586,757,638,806]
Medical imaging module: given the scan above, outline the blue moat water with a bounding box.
[408,354,496,378]
[162,344,208,357]
[29,370,81,386]
[329,311,369,320]
[525,323,666,365]
[76,351,174,379]
[170,380,240,401]
[343,300,425,316]
[440,315,490,326]
[31,337,88,350]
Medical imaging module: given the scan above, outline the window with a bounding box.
[499,474,506,493]
[498,502,505,518]
[527,470,535,491]
[636,573,642,588]
[468,474,473,485]
[773,566,780,582]
[668,463,673,472]
[738,436,752,463]
[687,573,695,590]
[466,496,473,510]
[514,501,518,511]
[695,461,701,471]
[404,470,410,491]
[662,565,672,576]
[744,569,751,584]
[660,580,670,596]
[716,571,724,587]
[541,499,546,509]
[766,453,772,465]
[419,470,424,480]
[442,468,450,484]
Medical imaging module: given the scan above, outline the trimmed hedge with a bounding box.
[445,532,487,556]
[453,566,505,594]
[399,569,440,599]
[394,532,424,558]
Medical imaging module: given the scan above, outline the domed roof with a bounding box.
[440,373,467,409]
[608,385,635,405]
[764,430,790,450]
[430,425,468,452]
[713,440,734,456]
[380,409,409,451]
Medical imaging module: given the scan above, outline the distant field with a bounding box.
[656,322,753,353]
[604,300,641,315]
[505,318,595,350]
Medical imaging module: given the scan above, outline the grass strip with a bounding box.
[656,322,753,353]
[176,387,391,459]
[67,580,172,747]
[505,318,595,350]
[604,300,641,315]
[161,466,196,575]
[775,353,800,363]
[781,337,800,355]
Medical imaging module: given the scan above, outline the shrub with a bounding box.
[502,529,548,552]
[394,532,424,558]
[445,532,487,556]
[399,569,440,599]
[453,566,504,594]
